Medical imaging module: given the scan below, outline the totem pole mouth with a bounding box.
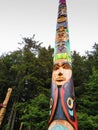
[55,76,66,85]
[56,77,66,82]
[57,80,63,82]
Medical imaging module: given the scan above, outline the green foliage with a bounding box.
[15,94,49,130]
[77,112,98,130]
[72,51,89,87]
[0,38,98,129]
[77,68,98,129]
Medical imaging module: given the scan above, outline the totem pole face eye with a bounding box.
[67,97,74,109]
[52,59,72,86]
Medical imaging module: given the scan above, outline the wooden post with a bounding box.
[0,88,12,127]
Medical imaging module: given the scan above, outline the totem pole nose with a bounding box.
[58,72,63,76]
[58,66,64,75]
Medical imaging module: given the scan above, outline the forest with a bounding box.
[0,36,98,130]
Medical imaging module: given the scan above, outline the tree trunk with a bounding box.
[10,109,16,130]
[7,103,15,129]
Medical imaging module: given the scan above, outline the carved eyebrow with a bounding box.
[62,62,71,69]
[53,64,60,70]
[53,62,67,67]
[53,62,71,71]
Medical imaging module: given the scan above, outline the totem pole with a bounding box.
[48,0,78,129]
[0,88,12,127]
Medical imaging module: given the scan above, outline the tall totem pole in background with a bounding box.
[48,0,78,129]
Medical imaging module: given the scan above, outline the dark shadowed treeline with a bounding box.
[0,36,98,130]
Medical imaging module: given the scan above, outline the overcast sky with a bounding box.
[0,0,98,56]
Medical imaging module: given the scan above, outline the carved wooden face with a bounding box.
[52,59,72,86]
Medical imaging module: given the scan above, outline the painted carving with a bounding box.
[52,59,72,86]
[48,0,78,130]
[56,26,66,42]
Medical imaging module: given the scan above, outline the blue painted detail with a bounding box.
[69,110,74,116]
[56,22,67,30]
[51,124,68,130]
[53,87,66,120]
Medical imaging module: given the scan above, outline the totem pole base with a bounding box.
[48,120,74,130]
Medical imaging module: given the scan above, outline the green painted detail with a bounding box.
[66,28,69,33]
[53,53,71,63]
